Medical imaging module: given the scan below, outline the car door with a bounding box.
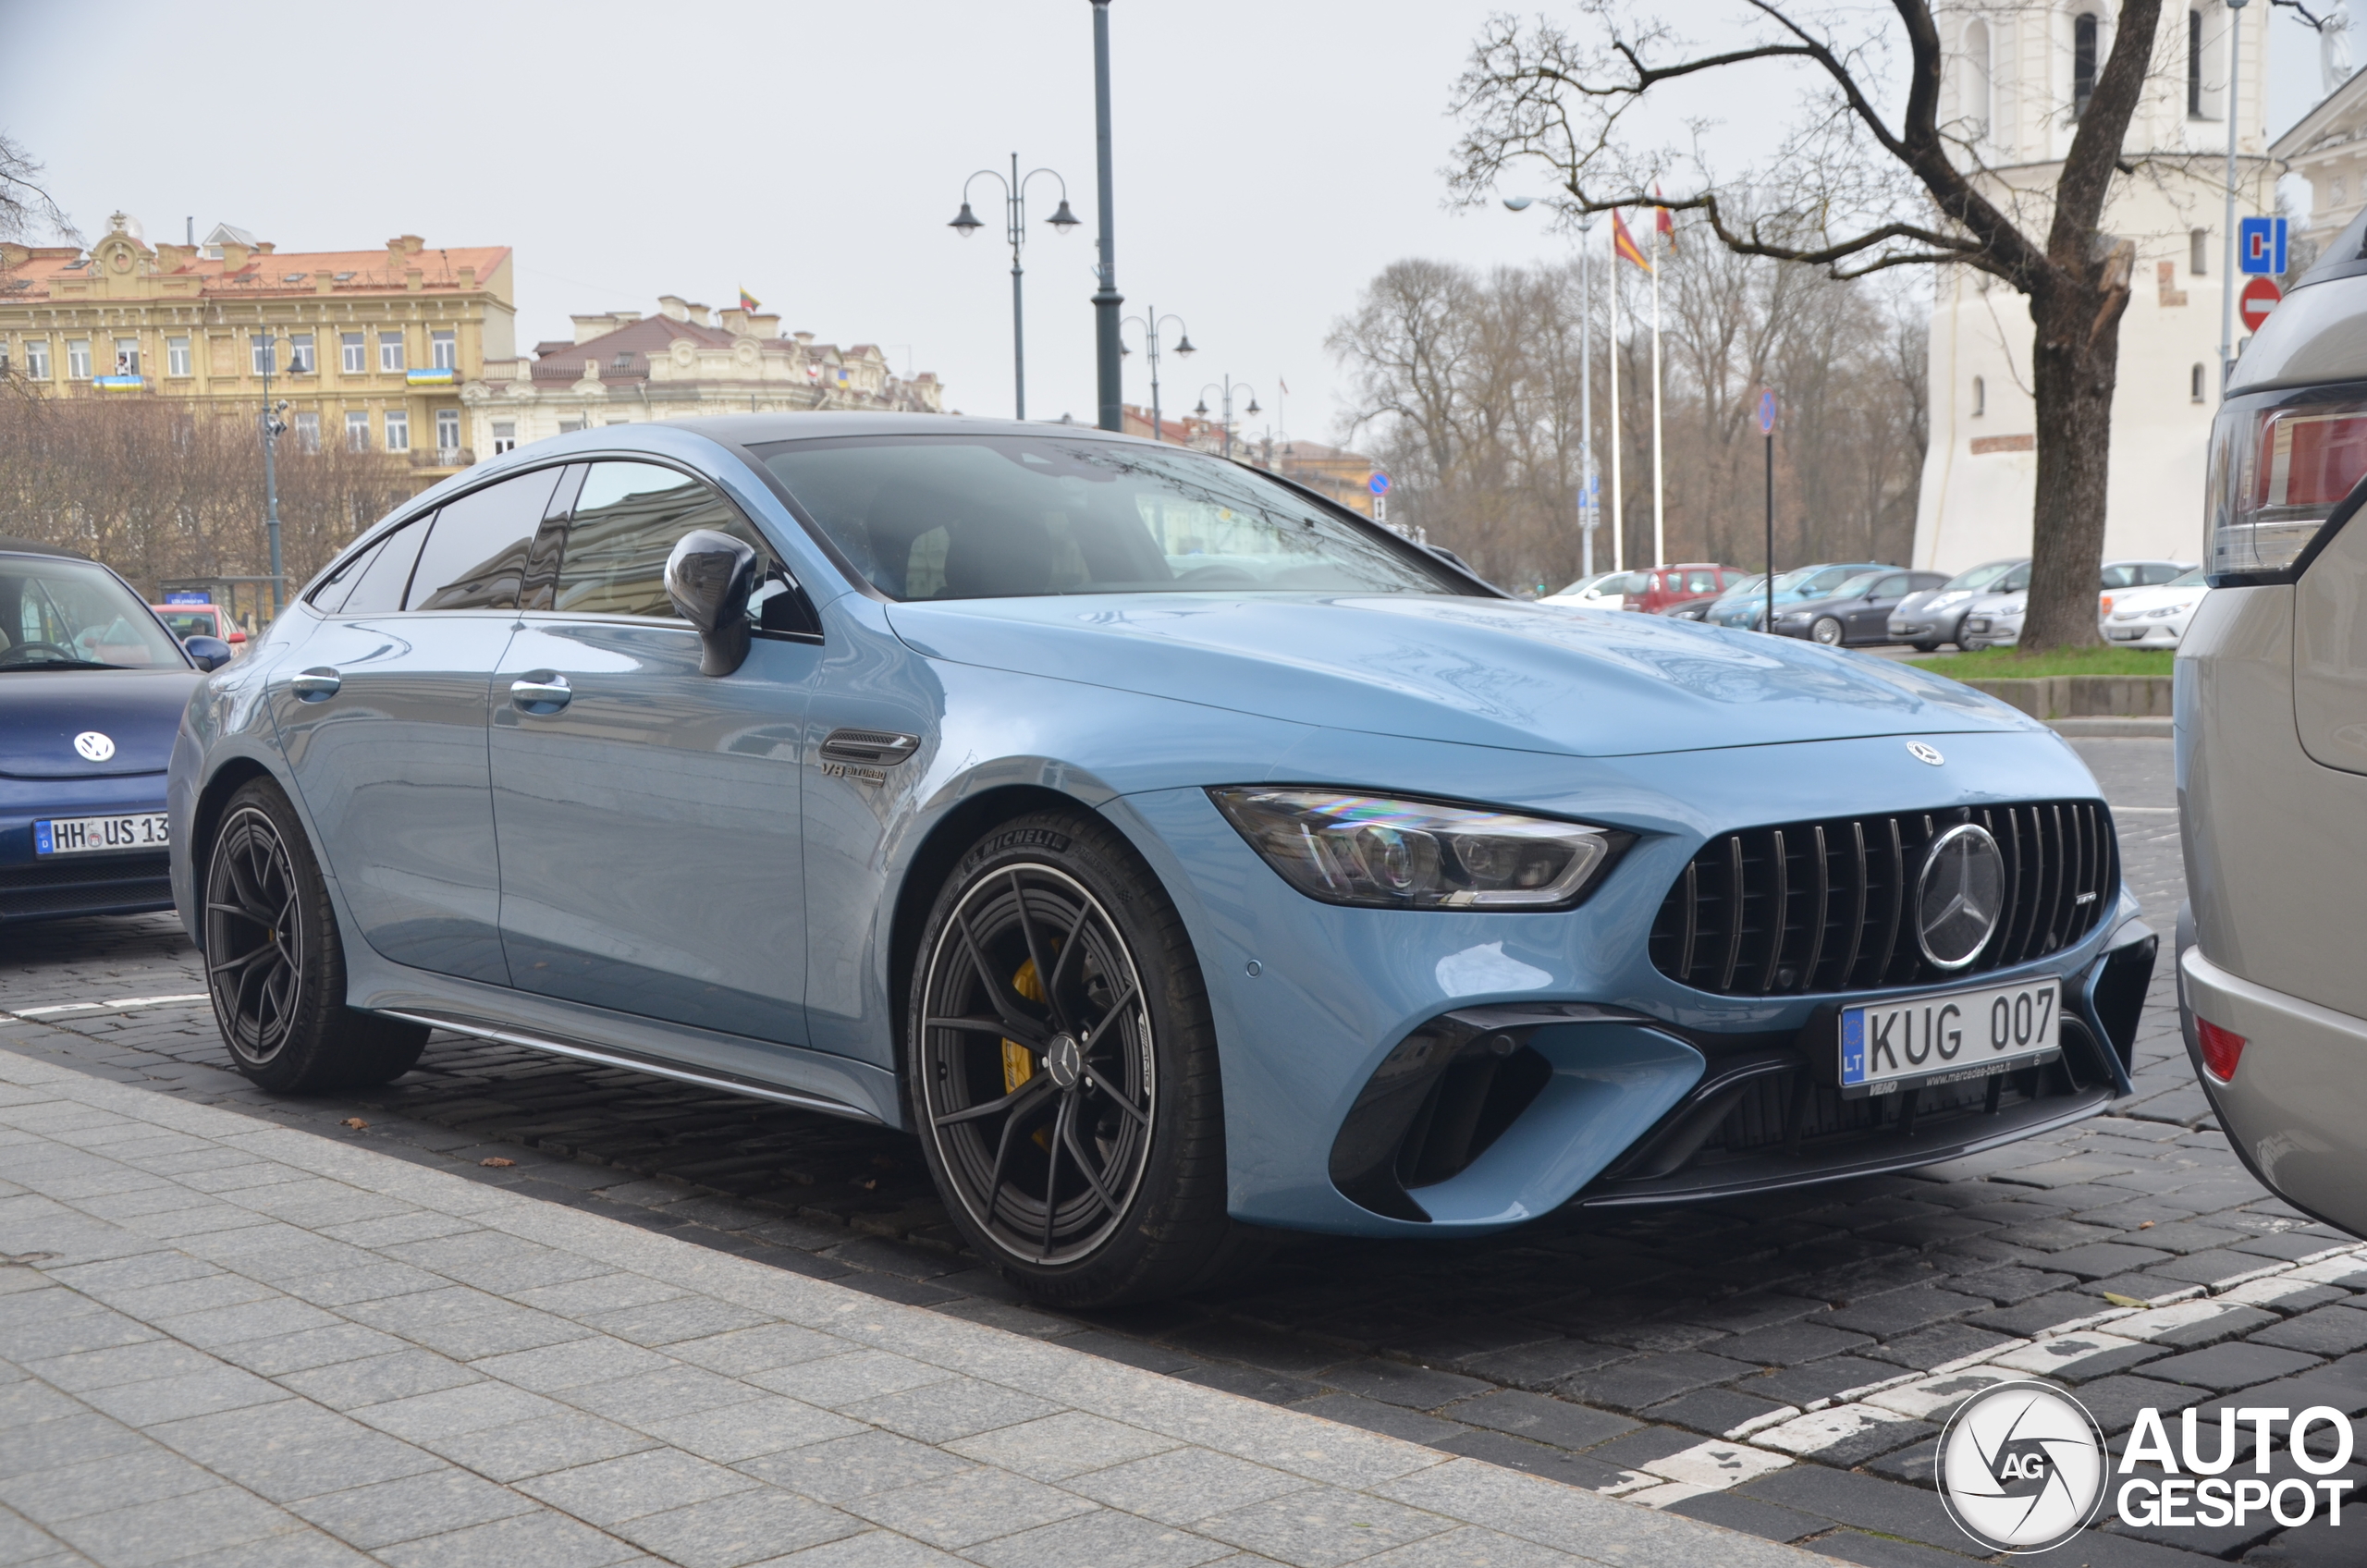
[489,458,826,1046]
[270,467,556,984]
[1847,573,1912,641]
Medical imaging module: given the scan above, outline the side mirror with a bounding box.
[183,635,234,672]
[665,529,758,676]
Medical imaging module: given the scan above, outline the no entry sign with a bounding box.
[2240,276,2283,334]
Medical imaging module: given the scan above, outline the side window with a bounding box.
[1687,570,1718,594]
[2002,563,2031,593]
[1874,574,1909,598]
[309,537,386,614]
[2100,563,2140,589]
[554,460,767,619]
[2142,562,2182,584]
[404,469,565,612]
[336,518,430,616]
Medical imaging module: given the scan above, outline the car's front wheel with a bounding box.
[909,809,1244,1306]
[1810,617,1846,645]
[202,778,427,1094]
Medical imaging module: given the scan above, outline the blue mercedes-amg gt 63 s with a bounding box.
[167,417,2156,1305]
[3,536,230,924]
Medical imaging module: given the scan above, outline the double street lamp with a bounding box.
[950,153,1080,421]
[1120,308,1194,441]
[1192,376,1260,461]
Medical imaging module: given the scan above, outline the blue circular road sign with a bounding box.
[1369,472,1391,496]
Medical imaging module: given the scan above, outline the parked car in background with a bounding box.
[1888,557,2027,651]
[1625,563,1748,617]
[2100,568,2209,647]
[1770,569,1952,645]
[2177,207,2367,1238]
[1539,569,1641,612]
[152,604,248,658]
[3,537,231,924]
[1703,562,1891,631]
[1672,572,1761,620]
[1960,559,2193,649]
[164,416,2152,1306]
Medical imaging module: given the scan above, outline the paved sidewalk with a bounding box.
[0,1051,1838,1568]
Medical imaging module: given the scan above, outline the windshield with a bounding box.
[755,435,1476,602]
[1552,571,1613,597]
[1944,558,2024,593]
[153,608,220,641]
[2166,568,2207,588]
[1832,571,1886,599]
[1772,565,1862,600]
[0,556,185,669]
[1713,574,1765,600]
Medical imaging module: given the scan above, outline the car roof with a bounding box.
[0,534,93,562]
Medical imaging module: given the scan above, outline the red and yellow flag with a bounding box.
[1612,209,1651,271]
[739,287,761,313]
[1654,197,1677,252]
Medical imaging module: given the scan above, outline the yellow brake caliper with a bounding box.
[1003,957,1052,1147]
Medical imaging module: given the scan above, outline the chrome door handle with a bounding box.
[509,674,571,712]
[289,668,340,701]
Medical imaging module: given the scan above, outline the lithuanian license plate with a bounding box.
[34,814,170,855]
[1838,977,2059,1097]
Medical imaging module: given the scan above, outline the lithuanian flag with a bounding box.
[739,287,761,312]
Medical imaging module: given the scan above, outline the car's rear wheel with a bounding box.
[1912,642,1942,653]
[203,778,427,1094]
[1811,616,1845,645]
[909,809,1245,1306]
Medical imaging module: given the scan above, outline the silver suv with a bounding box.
[2181,207,2367,1237]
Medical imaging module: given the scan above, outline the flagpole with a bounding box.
[1650,221,1665,570]
[1609,228,1625,574]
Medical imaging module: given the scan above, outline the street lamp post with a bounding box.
[255,327,289,617]
[950,153,1079,421]
[1121,308,1194,440]
[1091,0,1123,432]
[1192,376,1261,461]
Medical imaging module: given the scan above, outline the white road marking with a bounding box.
[6,993,207,1021]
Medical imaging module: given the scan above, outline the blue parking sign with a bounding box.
[2239,216,2287,276]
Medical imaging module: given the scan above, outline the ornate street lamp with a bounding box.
[949,153,1078,421]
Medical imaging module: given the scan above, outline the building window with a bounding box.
[435,409,460,454]
[385,410,410,452]
[113,339,140,376]
[251,335,275,376]
[2189,10,2203,117]
[1963,18,1992,141]
[2192,362,2208,402]
[294,411,321,451]
[491,421,517,454]
[0,343,9,375]
[379,330,405,373]
[2191,227,2209,276]
[66,340,91,379]
[1973,375,1986,417]
[24,339,48,379]
[430,329,457,371]
[558,417,585,434]
[288,333,314,374]
[346,410,370,450]
[2073,13,2099,117]
[166,337,190,376]
[341,332,364,374]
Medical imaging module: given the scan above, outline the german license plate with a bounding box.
[1839,977,2060,1097]
[34,814,170,855]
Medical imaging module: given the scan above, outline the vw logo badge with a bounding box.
[1916,822,2005,969]
[72,731,116,763]
[1936,1380,2107,1553]
[1907,741,1945,766]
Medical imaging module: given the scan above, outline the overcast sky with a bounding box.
[6,1,2345,448]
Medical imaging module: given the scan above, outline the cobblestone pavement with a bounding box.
[2,1050,1812,1568]
[7,738,2364,1565]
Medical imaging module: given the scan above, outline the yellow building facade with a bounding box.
[0,214,513,489]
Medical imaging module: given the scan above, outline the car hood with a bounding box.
[2110,586,2208,618]
[0,667,200,778]
[885,594,2030,758]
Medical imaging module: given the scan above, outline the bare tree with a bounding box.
[1448,0,2165,650]
[0,131,74,246]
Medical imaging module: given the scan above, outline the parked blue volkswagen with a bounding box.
[167,418,2155,1305]
[2,537,230,924]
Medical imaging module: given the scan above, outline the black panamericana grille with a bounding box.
[1648,800,2116,997]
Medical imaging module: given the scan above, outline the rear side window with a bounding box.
[554,460,767,619]
[334,519,428,616]
[406,468,564,612]
[2100,563,2142,589]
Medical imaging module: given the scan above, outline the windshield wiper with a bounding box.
[0,658,130,671]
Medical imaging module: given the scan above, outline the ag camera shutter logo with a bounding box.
[1937,1380,2107,1552]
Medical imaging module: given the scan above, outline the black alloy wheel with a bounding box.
[1811,616,1846,645]
[910,811,1247,1305]
[202,778,427,1093]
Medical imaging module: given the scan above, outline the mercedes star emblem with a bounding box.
[1907,741,1945,766]
[73,731,116,763]
[1916,822,2005,969]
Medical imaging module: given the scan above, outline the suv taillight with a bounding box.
[2196,1017,2248,1084]
[2208,388,2367,584]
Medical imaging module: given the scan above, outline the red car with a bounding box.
[1627,563,1747,617]
[150,604,247,655]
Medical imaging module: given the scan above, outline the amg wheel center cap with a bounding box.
[1916,823,2005,969]
[1045,1034,1084,1089]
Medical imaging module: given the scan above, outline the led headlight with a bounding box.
[1208,788,1631,911]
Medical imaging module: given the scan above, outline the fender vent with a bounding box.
[818,729,919,766]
